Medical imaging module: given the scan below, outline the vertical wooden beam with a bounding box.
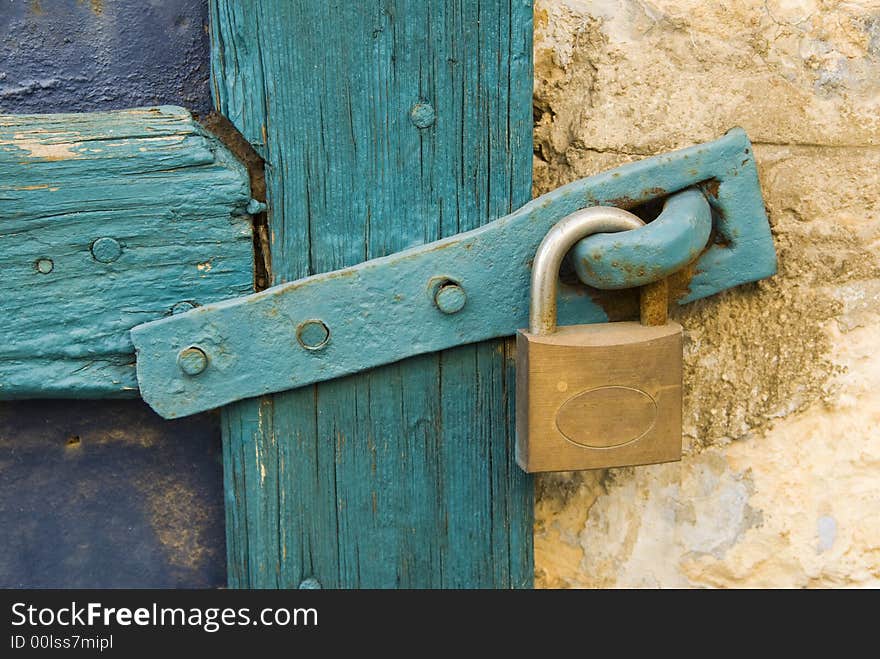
[211,0,533,588]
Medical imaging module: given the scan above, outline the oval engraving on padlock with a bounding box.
[555,386,658,449]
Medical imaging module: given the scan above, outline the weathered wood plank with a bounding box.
[0,106,254,397]
[211,0,534,588]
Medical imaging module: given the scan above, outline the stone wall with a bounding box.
[533,0,880,587]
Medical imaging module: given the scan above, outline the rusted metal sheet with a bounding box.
[0,399,225,588]
[132,130,774,419]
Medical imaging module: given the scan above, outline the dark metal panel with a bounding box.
[0,401,225,588]
[0,0,211,114]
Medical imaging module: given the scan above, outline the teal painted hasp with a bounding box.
[132,129,776,419]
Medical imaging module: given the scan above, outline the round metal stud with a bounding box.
[433,280,467,314]
[90,237,123,263]
[409,102,436,129]
[296,319,330,351]
[35,258,54,274]
[177,346,209,376]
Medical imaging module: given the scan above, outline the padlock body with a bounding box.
[516,321,682,473]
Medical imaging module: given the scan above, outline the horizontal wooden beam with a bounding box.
[0,106,254,398]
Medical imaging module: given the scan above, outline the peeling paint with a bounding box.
[10,133,76,160]
[0,107,254,398]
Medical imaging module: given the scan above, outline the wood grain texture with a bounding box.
[0,106,254,397]
[211,0,534,587]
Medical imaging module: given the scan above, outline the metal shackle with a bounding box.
[529,207,645,335]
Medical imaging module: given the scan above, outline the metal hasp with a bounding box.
[132,129,776,419]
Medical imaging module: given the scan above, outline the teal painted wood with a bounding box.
[133,127,775,418]
[0,106,254,397]
[210,0,534,588]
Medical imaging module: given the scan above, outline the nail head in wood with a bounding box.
[409,102,436,129]
[90,237,123,263]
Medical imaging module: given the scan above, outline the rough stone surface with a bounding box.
[534,0,880,588]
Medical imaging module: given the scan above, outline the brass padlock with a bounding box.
[515,207,683,473]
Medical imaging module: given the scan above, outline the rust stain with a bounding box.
[641,186,667,198]
[578,254,662,287]
[199,111,271,291]
[76,0,103,14]
[605,195,640,209]
[141,472,216,572]
[606,187,668,210]
[586,287,639,321]
[668,260,698,302]
[702,179,721,199]
[639,278,669,326]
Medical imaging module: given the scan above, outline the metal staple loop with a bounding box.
[572,187,713,290]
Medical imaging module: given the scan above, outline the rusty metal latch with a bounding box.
[131,128,776,419]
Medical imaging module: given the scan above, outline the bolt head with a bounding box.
[91,237,123,263]
[434,282,467,314]
[177,346,209,376]
[35,258,54,274]
[410,102,436,129]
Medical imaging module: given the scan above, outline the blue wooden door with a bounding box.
[211,1,535,588]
